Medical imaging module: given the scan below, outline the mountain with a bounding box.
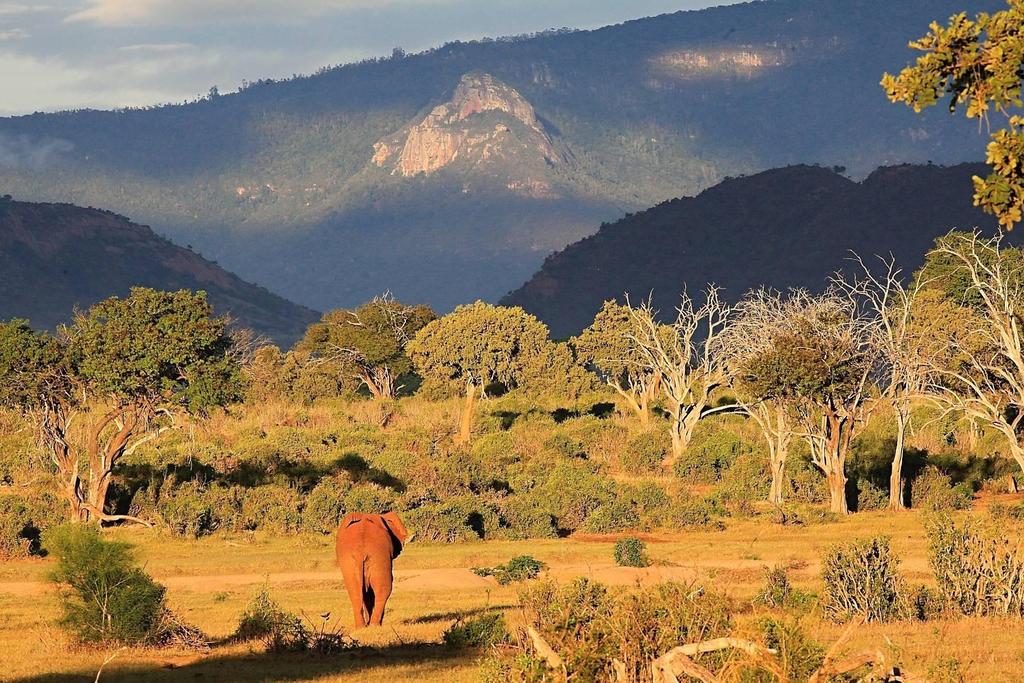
[0,0,1003,313]
[502,163,1009,338]
[0,198,318,346]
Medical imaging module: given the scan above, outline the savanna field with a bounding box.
[10,2,1024,682]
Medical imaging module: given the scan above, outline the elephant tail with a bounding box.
[358,556,372,625]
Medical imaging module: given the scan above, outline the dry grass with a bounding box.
[1,509,1022,681]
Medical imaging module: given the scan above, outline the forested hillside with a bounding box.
[503,163,1009,337]
[0,198,317,345]
[0,0,1001,312]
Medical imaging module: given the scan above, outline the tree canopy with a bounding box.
[883,1,1024,228]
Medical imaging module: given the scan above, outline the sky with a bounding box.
[0,0,738,115]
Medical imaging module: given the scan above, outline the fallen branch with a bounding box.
[653,638,779,683]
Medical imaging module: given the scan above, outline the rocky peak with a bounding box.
[372,72,559,178]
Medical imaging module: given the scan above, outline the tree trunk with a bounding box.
[826,467,849,515]
[667,406,702,468]
[889,408,907,511]
[455,383,478,444]
[768,441,787,505]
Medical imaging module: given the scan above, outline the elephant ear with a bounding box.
[380,512,409,558]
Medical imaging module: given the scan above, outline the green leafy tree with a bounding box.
[297,294,435,401]
[882,1,1024,228]
[737,291,878,514]
[407,302,551,443]
[0,288,240,523]
[573,301,666,424]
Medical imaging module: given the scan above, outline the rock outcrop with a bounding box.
[372,72,559,178]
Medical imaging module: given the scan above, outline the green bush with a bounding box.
[620,430,667,474]
[753,565,792,608]
[472,555,547,584]
[821,537,904,623]
[44,524,168,644]
[234,587,314,652]
[404,497,484,543]
[674,422,755,483]
[204,484,244,532]
[442,612,507,648]
[303,475,350,535]
[911,466,973,511]
[622,481,671,528]
[667,496,721,529]
[535,461,614,533]
[752,617,825,681]
[855,479,888,512]
[582,496,640,533]
[158,482,213,538]
[239,485,302,533]
[496,495,557,540]
[613,536,650,567]
[343,483,399,515]
[0,494,35,559]
[786,459,829,504]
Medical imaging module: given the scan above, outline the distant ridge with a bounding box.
[501,163,1009,338]
[0,198,318,346]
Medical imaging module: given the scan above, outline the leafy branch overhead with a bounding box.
[882,0,1024,228]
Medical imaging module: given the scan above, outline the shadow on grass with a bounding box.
[11,642,473,683]
[405,603,514,625]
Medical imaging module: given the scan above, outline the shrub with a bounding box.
[855,479,888,512]
[239,485,302,533]
[751,617,825,681]
[343,483,399,516]
[204,484,244,532]
[620,430,667,474]
[911,466,973,511]
[496,495,557,540]
[905,584,945,621]
[753,566,792,608]
[488,579,734,682]
[404,496,485,543]
[925,514,1024,617]
[442,612,507,648]
[158,482,213,538]
[786,459,829,504]
[303,475,350,535]
[44,524,168,644]
[583,496,640,533]
[614,537,650,568]
[927,656,967,683]
[233,587,347,653]
[713,451,769,508]
[535,461,614,533]
[674,422,756,483]
[472,555,547,584]
[820,537,904,623]
[0,494,35,559]
[622,481,671,528]
[667,497,720,529]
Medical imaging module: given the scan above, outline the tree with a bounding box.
[572,301,665,424]
[923,231,1024,476]
[298,295,435,401]
[836,256,930,510]
[882,1,1024,229]
[407,302,551,443]
[723,290,801,505]
[0,288,241,523]
[626,288,734,468]
[737,290,878,514]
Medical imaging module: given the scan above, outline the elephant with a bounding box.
[335,511,409,627]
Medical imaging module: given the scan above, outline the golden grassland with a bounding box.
[2,507,1024,682]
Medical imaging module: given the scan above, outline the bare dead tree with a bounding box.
[627,288,734,468]
[835,255,930,510]
[926,231,1024,476]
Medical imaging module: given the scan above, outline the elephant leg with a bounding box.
[340,557,369,628]
[368,577,392,626]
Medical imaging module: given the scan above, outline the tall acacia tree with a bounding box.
[298,294,435,401]
[626,288,734,467]
[883,0,1024,229]
[836,256,930,510]
[723,289,801,505]
[739,290,879,515]
[407,302,551,444]
[573,301,666,424]
[0,288,241,523]
[923,232,1024,476]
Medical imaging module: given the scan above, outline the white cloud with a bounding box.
[0,27,28,39]
[119,42,194,52]
[66,0,437,26]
